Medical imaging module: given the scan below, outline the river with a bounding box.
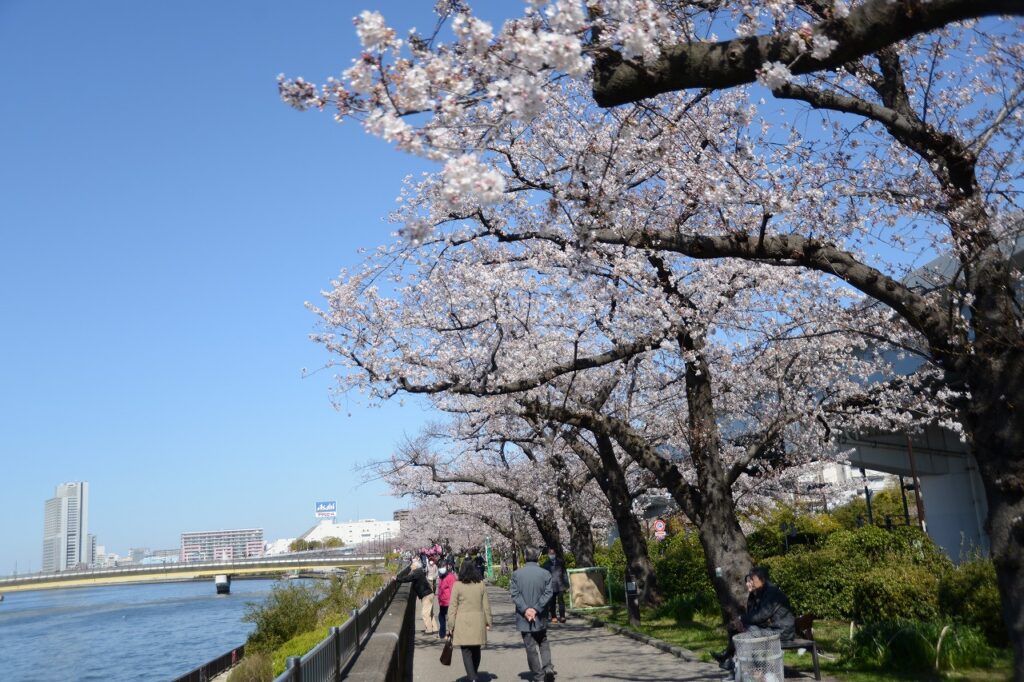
[0,579,275,681]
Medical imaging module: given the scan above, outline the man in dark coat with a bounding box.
[510,546,555,682]
[544,548,568,623]
[714,566,795,672]
[397,558,437,634]
[741,565,795,639]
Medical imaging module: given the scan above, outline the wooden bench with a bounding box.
[780,614,821,680]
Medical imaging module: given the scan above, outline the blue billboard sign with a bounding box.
[315,500,337,518]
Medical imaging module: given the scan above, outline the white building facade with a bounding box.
[180,528,264,562]
[303,519,400,547]
[42,481,90,572]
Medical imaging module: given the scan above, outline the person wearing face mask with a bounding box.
[436,561,457,638]
[544,548,568,624]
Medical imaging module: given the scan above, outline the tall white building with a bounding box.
[42,481,90,572]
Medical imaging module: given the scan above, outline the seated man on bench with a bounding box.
[714,566,795,673]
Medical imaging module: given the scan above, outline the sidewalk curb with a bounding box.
[568,610,703,663]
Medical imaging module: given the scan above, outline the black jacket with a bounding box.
[397,566,433,598]
[741,582,795,640]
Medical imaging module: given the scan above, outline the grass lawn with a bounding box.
[584,607,1012,681]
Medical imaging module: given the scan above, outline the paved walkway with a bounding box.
[411,586,728,682]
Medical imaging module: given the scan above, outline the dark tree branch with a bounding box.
[592,0,1022,106]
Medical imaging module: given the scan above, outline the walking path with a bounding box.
[411,586,728,682]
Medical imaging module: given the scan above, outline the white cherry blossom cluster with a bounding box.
[439,154,506,212]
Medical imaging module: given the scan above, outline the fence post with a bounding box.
[351,607,360,645]
[285,655,303,682]
[330,626,341,680]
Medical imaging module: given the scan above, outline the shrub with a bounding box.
[492,573,510,590]
[653,592,719,623]
[227,651,273,682]
[593,539,628,601]
[853,563,940,623]
[243,582,324,653]
[271,628,333,675]
[746,506,840,561]
[839,621,999,673]
[650,531,717,614]
[831,483,919,530]
[939,558,1007,647]
[763,526,949,620]
[763,544,869,619]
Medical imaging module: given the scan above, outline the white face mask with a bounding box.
[548,554,556,560]
[439,567,447,575]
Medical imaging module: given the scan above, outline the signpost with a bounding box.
[484,536,493,579]
[653,518,667,541]
[315,501,337,519]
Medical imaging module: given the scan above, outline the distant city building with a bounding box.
[151,548,179,561]
[303,519,400,547]
[42,481,90,572]
[91,544,120,568]
[180,528,264,562]
[129,547,149,563]
[264,538,296,556]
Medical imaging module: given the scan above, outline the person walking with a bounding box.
[436,561,457,639]
[510,546,555,682]
[544,548,567,624]
[447,559,492,682]
[397,558,437,634]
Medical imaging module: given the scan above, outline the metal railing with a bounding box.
[273,578,399,682]
[0,553,384,588]
[172,644,244,682]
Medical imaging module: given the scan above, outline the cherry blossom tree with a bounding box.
[281,2,1023,665]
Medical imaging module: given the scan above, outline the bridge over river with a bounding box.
[0,551,384,593]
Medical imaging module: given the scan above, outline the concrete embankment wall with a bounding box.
[342,582,416,681]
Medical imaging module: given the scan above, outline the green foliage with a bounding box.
[593,539,628,600]
[763,526,949,620]
[492,572,511,590]
[653,592,719,623]
[838,621,999,673]
[763,544,868,619]
[322,536,345,548]
[271,628,334,675]
[852,564,940,623]
[226,651,273,682]
[649,531,717,615]
[243,582,324,653]
[746,506,840,561]
[938,558,1007,647]
[831,484,918,531]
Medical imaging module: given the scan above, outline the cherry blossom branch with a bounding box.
[591,0,1023,106]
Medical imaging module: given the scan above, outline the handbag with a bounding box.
[440,632,454,666]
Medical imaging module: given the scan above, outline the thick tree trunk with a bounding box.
[694,480,752,622]
[561,492,596,567]
[592,434,662,605]
[548,450,596,566]
[684,335,754,621]
[963,351,1024,679]
[527,508,564,558]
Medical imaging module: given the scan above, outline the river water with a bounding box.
[0,579,274,681]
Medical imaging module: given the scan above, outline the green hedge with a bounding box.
[762,526,951,621]
[650,531,717,615]
[852,563,940,623]
[939,558,1007,647]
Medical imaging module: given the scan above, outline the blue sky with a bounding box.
[0,1,514,573]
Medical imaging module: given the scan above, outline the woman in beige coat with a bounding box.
[447,559,492,682]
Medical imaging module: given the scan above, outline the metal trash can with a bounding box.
[733,631,784,682]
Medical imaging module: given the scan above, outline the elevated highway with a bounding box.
[0,552,385,593]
